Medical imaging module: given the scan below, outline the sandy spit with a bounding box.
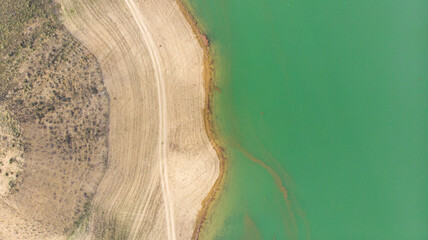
[58,0,220,239]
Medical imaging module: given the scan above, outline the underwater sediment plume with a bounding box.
[186,0,428,239]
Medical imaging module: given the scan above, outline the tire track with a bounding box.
[59,0,220,239]
[123,0,176,239]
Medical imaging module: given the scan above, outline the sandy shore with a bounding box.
[59,0,220,239]
[174,2,227,239]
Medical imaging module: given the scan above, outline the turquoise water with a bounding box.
[186,0,428,239]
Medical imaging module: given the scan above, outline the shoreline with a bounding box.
[59,0,221,238]
[175,1,227,239]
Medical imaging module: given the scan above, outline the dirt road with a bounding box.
[59,0,219,239]
[123,0,176,238]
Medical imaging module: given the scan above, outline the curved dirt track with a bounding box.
[59,0,219,239]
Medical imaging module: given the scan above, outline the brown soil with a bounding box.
[0,107,24,196]
[0,1,109,239]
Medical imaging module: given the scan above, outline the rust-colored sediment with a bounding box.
[241,215,263,240]
[175,1,227,240]
[176,2,311,240]
[235,145,299,239]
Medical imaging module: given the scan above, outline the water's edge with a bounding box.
[175,1,227,239]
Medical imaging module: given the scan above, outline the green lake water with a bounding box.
[185,0,428,239]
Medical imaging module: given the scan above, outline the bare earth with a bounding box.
[59,0,219,239]
[0,3,110,238]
